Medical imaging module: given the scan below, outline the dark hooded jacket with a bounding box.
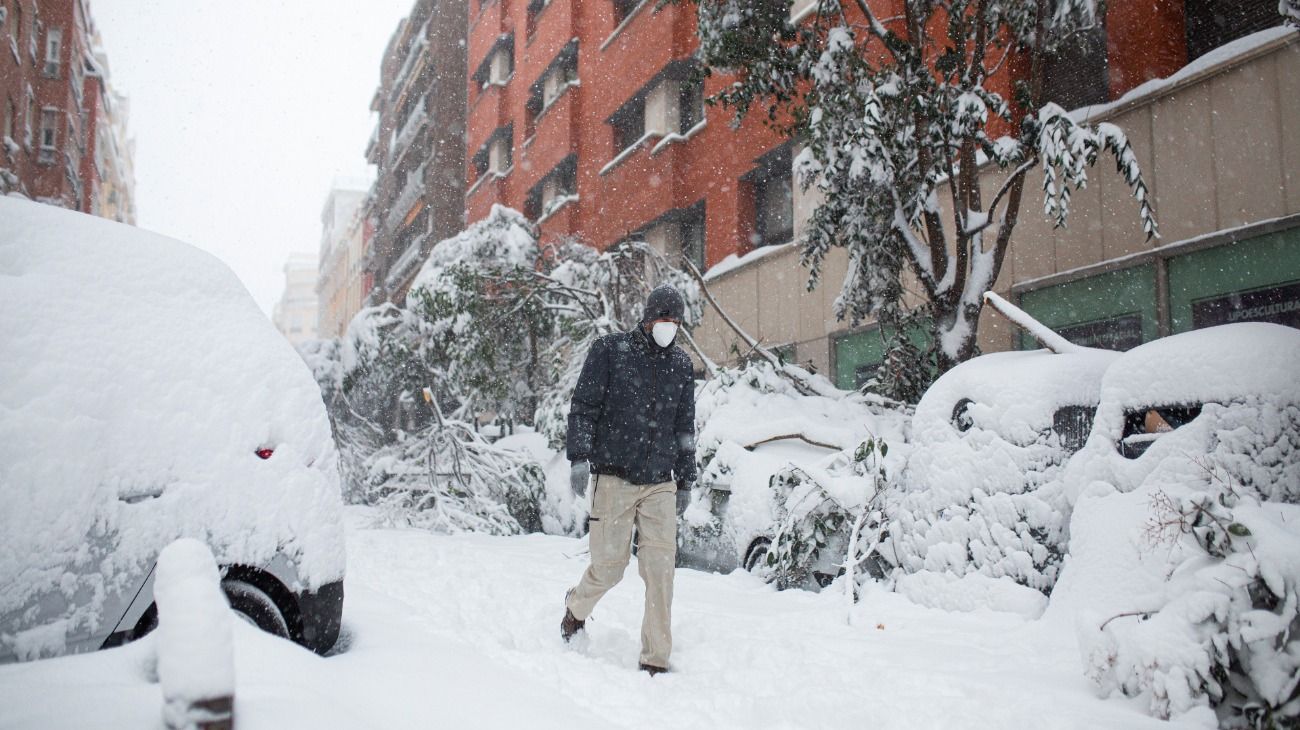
[566,287,696,488]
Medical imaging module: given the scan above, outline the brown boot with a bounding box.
[560,608,585,642]
[639,663,668,676]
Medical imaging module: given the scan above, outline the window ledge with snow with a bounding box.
[703,240,796,282]
[536,194,578,224]
[600,0,650,52]
[1070,26,1295,125]
[651,118,707,156]
[599,132,659,176]
[466,166,513,198]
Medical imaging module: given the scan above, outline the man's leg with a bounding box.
[566,475,638,621]
[634,482,677,669]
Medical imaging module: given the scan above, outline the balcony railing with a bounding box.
[389,18,431,102]
[385,163,426,231]
[387,98,428,163]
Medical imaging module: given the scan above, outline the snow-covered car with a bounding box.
[1059,322,1300,506]
[678,362,908,588]
[0,197,346,664]
[1048,323,1300,720]
[886,345,1118,593]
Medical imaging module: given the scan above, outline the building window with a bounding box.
[749,146,793,248]
[472,125,513,182]
[681,202,706,272]
[472,35,514,90]
[612,0,642,25]
[39,107,57,152]
[1185,0,1279,61]
[526,0,550,38]
[1041,24,1108,111]
[24,90,34,146]
[42,27,60,77]
[679,78,704,133]
[609,99,644,153]
[525,41,578,137]
[9,3,21,51]
[525,154,577,221]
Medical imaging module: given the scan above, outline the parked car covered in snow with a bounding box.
[885,343,1118,593]
[0,197,346,664]
[1059,322,1300,506]
[1049,323,1300,721]
[677,362,908,589]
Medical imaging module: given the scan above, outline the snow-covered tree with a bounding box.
[694,0,1157,373]
[300,206,702,533]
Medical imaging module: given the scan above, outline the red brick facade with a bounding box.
[465,0,790,268]
[462,0,1197,271]
[1,0,88,208]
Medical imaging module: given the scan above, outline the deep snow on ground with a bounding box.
[0,507,1209,730]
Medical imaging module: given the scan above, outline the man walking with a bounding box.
[560,284,696,676]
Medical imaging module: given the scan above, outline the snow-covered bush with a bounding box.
[1050,324,1300,727]
[885,349,1116,594]
[360,417,545,536]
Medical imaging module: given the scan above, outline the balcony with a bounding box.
[389,19,431,103]
[387,98,428,164]
[385,163,427,231]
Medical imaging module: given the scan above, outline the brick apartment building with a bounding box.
[0,0,134,221]
[364,0,468,302]
[461,0,1296,381]
[350,0,1296,385]
[464,0,791,274]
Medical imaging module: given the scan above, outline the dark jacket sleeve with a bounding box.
[566,337,609,462]
[672,361,696,487]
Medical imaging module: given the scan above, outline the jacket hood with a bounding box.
[641,285,685,325]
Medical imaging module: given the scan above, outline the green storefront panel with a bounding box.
[1168,227,1300,333]
[1018,264,1158,350]
[832,324,931,389]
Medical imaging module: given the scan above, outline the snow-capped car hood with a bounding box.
[0,198,344,634]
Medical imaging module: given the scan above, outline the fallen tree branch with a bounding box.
[680,257,826,397]
[744,433,841,451]
[983,291,1081,354]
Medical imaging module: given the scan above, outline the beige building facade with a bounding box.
[316,184,369,339]
[273,253,320,348]
[693,29,1300,388]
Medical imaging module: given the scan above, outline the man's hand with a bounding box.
[570,460,591,497]
[675,484,691,516]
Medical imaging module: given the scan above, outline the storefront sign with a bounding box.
[1191,280,1300,330]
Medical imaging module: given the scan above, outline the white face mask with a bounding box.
[651,321,678,348]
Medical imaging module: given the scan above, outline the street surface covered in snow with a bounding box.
[0,508,1208,729]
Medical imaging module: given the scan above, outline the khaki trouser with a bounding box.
[566,474,677,669]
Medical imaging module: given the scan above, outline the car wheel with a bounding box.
[222,579,290,639]
[743,537,772,573]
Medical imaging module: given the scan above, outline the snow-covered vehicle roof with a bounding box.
[912,347,1119,446]
[0,197,345,661]
[1090,322,1300,439]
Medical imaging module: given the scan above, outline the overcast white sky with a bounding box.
[93,0,412,316]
